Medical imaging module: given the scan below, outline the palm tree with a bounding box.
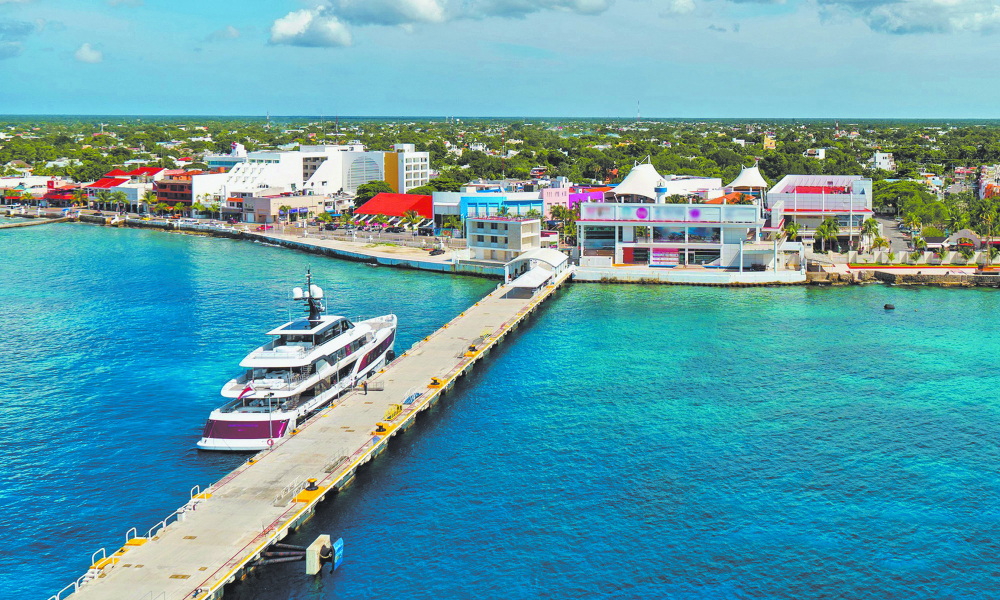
[982,210,998,267]
[96,190,112,211]
[904,214,921,235]
[21,190,35,207]
[443,215,462,235]
[154,202,170,216]
[861,218,880,251]
[402,209,422,234]
[278,204,292,223]
[191,201,207,217]
[72,187,87,209]
[815,217,840,252]
[111,190,127,214]
[783,220,800,241]
[141,190,157,215]
[873,236,889,252]
[525,208,542,219]
[946,212,968,234]
[496,204,510,217]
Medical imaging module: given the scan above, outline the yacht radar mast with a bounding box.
[292,268,326,322]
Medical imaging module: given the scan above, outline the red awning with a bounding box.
[354,193,433,219]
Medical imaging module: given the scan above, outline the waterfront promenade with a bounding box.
[61,267,572,600]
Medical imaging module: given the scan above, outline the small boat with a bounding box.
[197,269,397,451]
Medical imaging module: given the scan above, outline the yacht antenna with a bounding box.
[304,268,325,321]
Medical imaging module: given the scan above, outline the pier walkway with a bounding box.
[59,268,572,600]
[0,215,71,229]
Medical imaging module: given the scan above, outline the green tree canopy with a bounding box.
[353,180,394,208]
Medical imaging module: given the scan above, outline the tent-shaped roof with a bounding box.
[727,164,769,189]
[354,193,433,219]
[612,163,663,200]
[106,169,129,177]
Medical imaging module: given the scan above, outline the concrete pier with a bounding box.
[0,215,71,229]
[57,268,572,600]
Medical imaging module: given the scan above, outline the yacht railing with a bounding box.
[255,345,309,359]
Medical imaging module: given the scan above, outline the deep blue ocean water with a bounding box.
[4,224,1000,599]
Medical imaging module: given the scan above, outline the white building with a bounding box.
[577,164,800,272]
[869,152,896,171]
[803,148,827,160]
[766,174,873,251]
[219,143,430,199]
[205,142,249,170]
[466,216,541,262]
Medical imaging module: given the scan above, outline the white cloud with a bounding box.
[661,0,695,15]
[0,41,21,59]
[270,7,353,47]
[75,42,102,63]
[746,0,1000,33]
[269,0,613,48]
[205,25,240,42]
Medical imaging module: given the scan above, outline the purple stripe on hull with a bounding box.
[359,331,395,370]
[203,419,289,440]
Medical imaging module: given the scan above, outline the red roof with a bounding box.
[127,167,165,177]
[705,192,747,205]
[354,193,433,219]
[86,177,129,189]
[106,169,129,177]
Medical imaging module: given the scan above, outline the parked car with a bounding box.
[255,224,273,231]
[418,227,435,236]
[429,248,446,256]
[324,223,339,231]
[385,226,405,233]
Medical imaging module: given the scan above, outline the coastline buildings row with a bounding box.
[2,141,875,276]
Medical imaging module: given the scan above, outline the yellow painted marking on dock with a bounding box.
[292,484,330,504]
[124,538,148,547]
[66,268,573,600]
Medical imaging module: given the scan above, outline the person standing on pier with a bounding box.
[363,381,368,395]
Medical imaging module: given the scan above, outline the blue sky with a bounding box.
[0,0,998,118]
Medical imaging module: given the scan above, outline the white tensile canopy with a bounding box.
[613,163,664,200]
[728,164,769,189]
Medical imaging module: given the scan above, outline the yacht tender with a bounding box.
[197,270,397,451]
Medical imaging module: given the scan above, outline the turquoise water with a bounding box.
[4,224,1000,599]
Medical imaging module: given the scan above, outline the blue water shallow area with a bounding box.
[4,223,1000,599]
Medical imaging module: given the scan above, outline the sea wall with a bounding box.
[573,266,806,286]
[868,270,1000,287]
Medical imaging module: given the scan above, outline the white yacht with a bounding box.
[197,270,397,451]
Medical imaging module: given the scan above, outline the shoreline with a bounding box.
[11,208,1000,288]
